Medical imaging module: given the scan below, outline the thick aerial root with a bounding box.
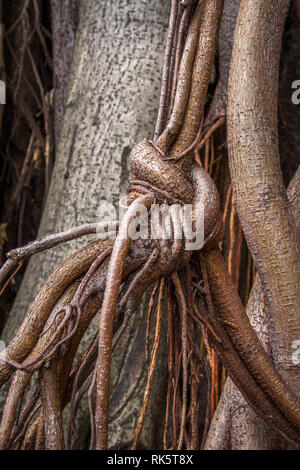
[0,370,32,449]
[169,4,193,122]
[227,0,300,389]
[145,281,159,361]
[171,0,224,168]
[200,249,300,447]
[194,290,300,448]
[94,195,154,449]
[40,364,65,450]
[196,117,226,153]
[67,334,98,449]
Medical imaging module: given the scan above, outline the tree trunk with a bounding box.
[1,0,170,449]
[51,0,79,147]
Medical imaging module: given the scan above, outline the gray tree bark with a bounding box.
[51,0,79,146]
[1,0,170,449]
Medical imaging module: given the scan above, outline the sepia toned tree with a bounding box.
[0,0,299,450]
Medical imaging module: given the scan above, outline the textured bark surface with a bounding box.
[227,0,300,391]
[51,0,79,146]
[2,0,170,449]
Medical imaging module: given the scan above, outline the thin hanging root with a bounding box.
[173,115,204,162]
[40,304,72,339]
[201,249,300,438]
[210,350,216,419]
[70,247,113,308]
[156,1,204,153]
[19,306,74,371]
[116,248,159,315]
[0,260,17,291]
[154,0,178,141]
[68,334,98,448]
[95,195,154,450]
[200,325,213,369]
[0,260,24,297]
[222,184,232,233]
[131,278,165,450]
[12,402,41,449]
[198,253,300,447]
[201,360,212,448]
[68,270,148,450]
[88,370,97,450]
[163,285,175,450]
[169,3,193,116]
[171,273,188,450]
[196,116,225,153]
[22,415,40,450]
[214,352,219,409]
[23,247,113,370]
[145,281,159,361]
[190,363,200,450]
[11,385,40,445]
